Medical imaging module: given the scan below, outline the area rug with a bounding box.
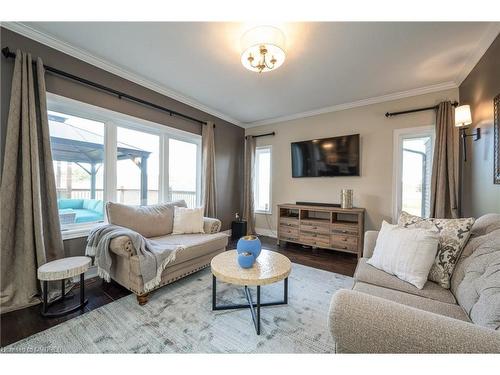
[4,263,353,353]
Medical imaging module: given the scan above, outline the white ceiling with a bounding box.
[8,22,500,127]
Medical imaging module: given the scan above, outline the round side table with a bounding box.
[37,256,91,318]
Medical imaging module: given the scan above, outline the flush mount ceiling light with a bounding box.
[241,26,286,73]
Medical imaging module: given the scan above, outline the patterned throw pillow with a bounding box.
[398,211,475,289]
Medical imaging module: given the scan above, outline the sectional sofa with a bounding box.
[329,213,500,353]
[57,198,104,224]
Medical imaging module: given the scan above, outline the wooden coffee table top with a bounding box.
[211,249,291,286]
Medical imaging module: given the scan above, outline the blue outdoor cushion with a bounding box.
[83,199,104,213]
[74,209,104,224]
[58,199,84,209]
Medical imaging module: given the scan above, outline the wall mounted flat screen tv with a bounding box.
[291,134,360,177]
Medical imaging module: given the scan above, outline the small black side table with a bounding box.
[37,256,91,318]
[231,220,247,240]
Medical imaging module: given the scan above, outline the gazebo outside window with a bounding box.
[49,113,151,225]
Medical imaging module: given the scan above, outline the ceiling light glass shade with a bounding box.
[455,105,472,127]
[241,26,286,73]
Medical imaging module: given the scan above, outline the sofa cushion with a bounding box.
[451,214,500,330]
[83,199,103,213]
[353,282,470,322]
[130,233,228,275]
[106,200,186,238]
[74,209,103,223]
[355,258,456,304]
[58,199,83,209]
[398,211,475,289]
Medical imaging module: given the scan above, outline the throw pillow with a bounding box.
[172,207,205,234]
[106,200,187,238]
[398,211,475,289]
[367,221,440,289]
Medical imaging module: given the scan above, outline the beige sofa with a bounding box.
[329,214,500,353]
[105,201,228,305]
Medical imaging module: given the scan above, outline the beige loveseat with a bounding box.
[329,214,500,353]
[105,200,228,305]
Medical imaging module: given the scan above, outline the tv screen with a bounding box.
[291,134,360,177]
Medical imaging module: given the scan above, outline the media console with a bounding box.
[277,203,365,258]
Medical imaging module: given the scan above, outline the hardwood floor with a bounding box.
[0,235,358,347]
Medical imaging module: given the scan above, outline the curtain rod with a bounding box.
[246,132,276,139]
[2,47,208,126]
[385,101,459,118]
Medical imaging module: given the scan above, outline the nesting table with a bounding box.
[37,256,91,317]
[210,249,291,335]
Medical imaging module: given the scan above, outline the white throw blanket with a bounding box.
[86,224,185,292]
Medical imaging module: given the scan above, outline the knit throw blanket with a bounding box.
[86,225,184,293]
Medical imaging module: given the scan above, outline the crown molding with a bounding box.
[243,81,458,128]
[454,22,500,86]
[1,22,243,127]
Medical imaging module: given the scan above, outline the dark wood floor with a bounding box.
[0,236,357,347]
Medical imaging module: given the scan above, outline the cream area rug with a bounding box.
[5,263,353,353]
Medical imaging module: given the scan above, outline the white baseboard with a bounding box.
[255,227,277,238]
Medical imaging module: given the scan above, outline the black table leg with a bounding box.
[212,276,288,335]
[43,280,48,314]
[40,274,88,318]
[80,273,85,306]
[257,286,261,335]
[284,277,288,304]
[212,275,216,310]
[61,279,65,300]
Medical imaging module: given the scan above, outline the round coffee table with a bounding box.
[211,249,291,335]
[37,256,91,317]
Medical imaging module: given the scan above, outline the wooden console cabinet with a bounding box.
[277,203,365,258]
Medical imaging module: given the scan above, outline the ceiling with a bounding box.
[9,22,500,127]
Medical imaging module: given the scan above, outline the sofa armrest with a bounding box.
[109,235,136,257]
[363,230,379,258]
[204,217,222,234]
[329,289,500,353]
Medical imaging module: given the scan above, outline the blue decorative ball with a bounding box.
[236,235,262,260]
[237,252,255,268]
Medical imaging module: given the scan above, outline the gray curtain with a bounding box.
[0,51,65,313]
[202,121,216,217]
[430,101,460,219]
[243,136,256,234]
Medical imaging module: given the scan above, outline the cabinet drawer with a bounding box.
[331,234,358,246]
[279,226,299,237]
[331,240,358,253]
[280,234,299,242]
[300,233,330,247]
[300,223,330,235]
[331,223,358,235]
[280,218,299,228]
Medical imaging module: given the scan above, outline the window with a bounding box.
[168,138,200,208]
[49,110,106,228]
[393,126,434,221]
[116,127,160,206]
[254,146,272,213]
[47,94,201,236]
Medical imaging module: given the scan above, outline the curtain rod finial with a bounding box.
[2,47,12,58]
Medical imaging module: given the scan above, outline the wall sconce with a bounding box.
[455,105,480,162]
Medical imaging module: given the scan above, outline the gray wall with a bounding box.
[1,27,244,255]
[459,33,500,217]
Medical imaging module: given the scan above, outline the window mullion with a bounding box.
[104,121,117,208]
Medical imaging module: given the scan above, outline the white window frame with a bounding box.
[254,145,272,214]
[392,125,435,223]
[47,93,202,239]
